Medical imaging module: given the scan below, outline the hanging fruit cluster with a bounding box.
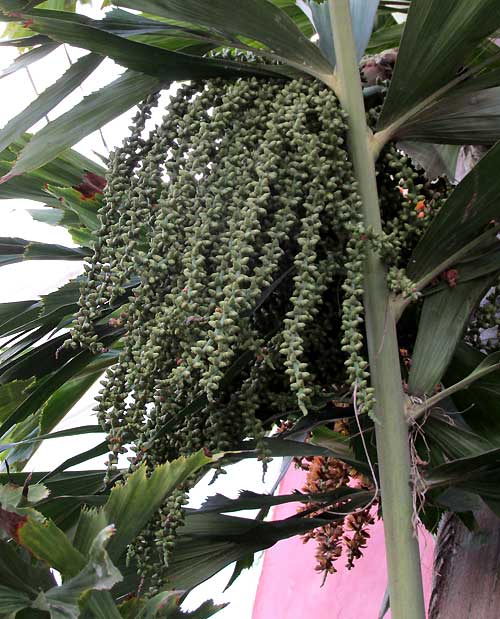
[68,73,449,586]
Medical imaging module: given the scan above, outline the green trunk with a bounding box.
[328,2,426,617]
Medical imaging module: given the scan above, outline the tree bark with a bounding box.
[429,508,500,618]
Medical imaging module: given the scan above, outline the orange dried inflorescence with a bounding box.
[297,424,377,577]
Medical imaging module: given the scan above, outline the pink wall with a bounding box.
[253,467,434,619]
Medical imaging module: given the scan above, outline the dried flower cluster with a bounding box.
[297,421,376,575]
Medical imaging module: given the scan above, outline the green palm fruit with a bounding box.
[69,72,449,587]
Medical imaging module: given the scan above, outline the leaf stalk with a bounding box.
[393,225,500,321]
[408,360,500,422]
[328,2,425,617]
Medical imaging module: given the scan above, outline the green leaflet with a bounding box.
[44,186,100,231]
[0,470,106,499]
[0,413,41,471]
[0,41,59,78]
[40,441,109,482]
[0,53,102,153]
[378,0,500,130]
[113,0,334,79]
[27,208,64,226]
[0,301,39,334]
[0,237,88,267]
[0,586,32,614]
[445,343,500,444]
[365,20,403,54]
[0,379,33,424]
[0,138,105,205]
[0,539,56,594]
[398,142,460,180]
[395,86,500,145]
[0,328,121,435]
[0,424,103,455]
[1,71,162,180]
[0,480,49,507]
[39,375,102,434]
[408,276,495,395]
[411,350,500,420]
[138,593,225,619]
[166,508,360,590]
[33,526,122,619]
[25,11,289,78]
[39,277,82,316]
[425,445,500,487]
[0,34,50,46]
[104,451,213,561]
[198,486,372,514]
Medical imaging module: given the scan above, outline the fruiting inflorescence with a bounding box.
[69,74,448,585]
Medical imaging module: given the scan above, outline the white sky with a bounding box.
[0,4,282,615]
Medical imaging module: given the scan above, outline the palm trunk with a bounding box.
[327,2,425,617]
[429,508,500,618]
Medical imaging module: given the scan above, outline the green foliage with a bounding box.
[0,40,58,77]
[378,0,500,131]
[408,275,497,395]
[0,452,215,617]
[0,237,89,267]
[1,71,164,179]
[1,1,500,616]
[62,58,480,592]
[0,52,102,153]
[112,0,332,78]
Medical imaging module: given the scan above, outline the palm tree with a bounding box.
[0,1,500,617]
